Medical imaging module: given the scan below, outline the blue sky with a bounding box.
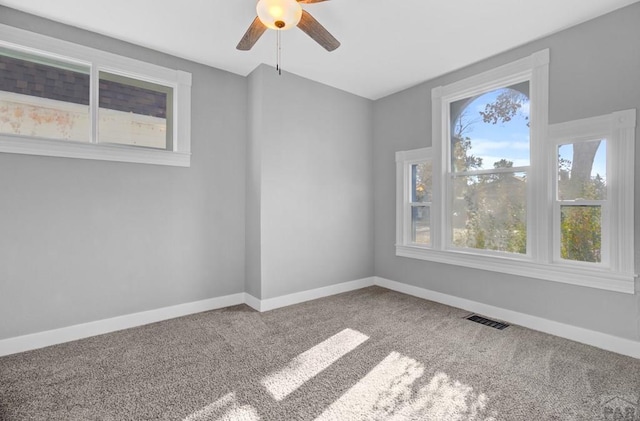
[457,89,530,169]
[459,89,606,180]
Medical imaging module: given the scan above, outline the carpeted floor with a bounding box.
[1,286,639,420]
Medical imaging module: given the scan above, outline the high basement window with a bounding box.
[0,24,192,167]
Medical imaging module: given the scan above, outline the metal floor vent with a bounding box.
[466,314,509,330]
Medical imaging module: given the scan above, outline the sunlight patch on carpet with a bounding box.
[183,392,260,421]
[314,351,497,421]
[261,328,369,401]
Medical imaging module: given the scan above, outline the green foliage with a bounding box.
[454,170,527,254]
[480,90,529,126]
[452,135,483,172]
[413,162,432,202]
[558,153,604,262]
[561,207,601,262]
[493,159,513,169]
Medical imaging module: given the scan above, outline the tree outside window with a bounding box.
[449,83,530,254]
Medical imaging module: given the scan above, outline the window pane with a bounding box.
[0,47,90,141]
[451,171,526,254]
[450,82,530,172]
[560,206,601,263]
[411,161,432,202]
[411,206,430,246]
[558,139,606,200]
[98,72,173,150]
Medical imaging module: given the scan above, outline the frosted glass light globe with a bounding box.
[256,0,302,30]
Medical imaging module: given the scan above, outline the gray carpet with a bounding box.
[1,286,639,420]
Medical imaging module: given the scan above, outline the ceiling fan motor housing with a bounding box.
[256,0,302,30]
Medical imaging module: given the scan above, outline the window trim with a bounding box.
[396,49,637,294]
[0,24,192,167]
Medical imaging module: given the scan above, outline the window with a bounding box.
[396,49,636,293]
[449,82,530,255]
[548,110,636,284]
[0,23,192,166]
[396,148,433,248]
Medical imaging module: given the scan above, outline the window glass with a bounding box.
[448,82,530,254]
[451,172,527,253]
[98,71,173,150]
[0,47,90,141]
[450,82,530,172]
[411,206,430,246]
[411,162,432,202]
[558,139,606,200]
[560,206,602,263]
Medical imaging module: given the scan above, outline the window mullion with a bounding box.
[405,160,413,245]
[395,158,405,246]
[90,64,99,144]
[430,92,445,251]
[529,55,551,264]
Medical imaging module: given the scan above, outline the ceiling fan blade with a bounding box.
[297,10,340,51]
[297,0,330,3]
[236,17,267,50]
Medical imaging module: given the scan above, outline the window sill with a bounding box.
[395,245,636,294]
[0,135,190,167]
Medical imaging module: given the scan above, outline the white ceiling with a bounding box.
[1,0,638,99]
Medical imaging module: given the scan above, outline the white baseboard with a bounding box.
[243,293,261,312]
[247,277,376,312]
[0,278,375,357]
[374,276,640,359]
[3,276,638,360]
[0,293,245,357]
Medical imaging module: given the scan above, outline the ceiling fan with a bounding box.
[236,0,340,52]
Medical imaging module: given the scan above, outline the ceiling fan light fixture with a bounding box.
[256,0,302,30]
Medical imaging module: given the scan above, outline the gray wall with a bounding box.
[248,65,374,299]
[0,7,248,339]
[2,2,637,345]
[373,3,640,341]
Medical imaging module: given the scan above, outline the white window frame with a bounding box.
[396,147,433,249]
[396,49,637,294]
[549,110,636,278]
[0,24,192,167]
